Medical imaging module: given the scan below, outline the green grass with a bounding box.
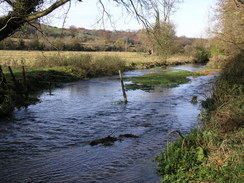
[156,128,244,183]
[126,70,201,91]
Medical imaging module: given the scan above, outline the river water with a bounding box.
[0,65,216,183]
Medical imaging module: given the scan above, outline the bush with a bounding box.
[193,47,209,63]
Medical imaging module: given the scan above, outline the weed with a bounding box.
[191,96,198,104]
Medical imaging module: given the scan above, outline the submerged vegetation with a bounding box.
[90,134,139,146]
[126,70,201,91]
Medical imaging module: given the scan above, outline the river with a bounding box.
[0,65,216,183]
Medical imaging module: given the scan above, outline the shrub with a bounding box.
[193,47,209,63]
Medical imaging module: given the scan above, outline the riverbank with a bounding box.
[0,54,127,116]
[156,54,244,182]
[0,51,196,117]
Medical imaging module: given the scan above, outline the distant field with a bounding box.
[0,50,194,68]
[0,50,157,66]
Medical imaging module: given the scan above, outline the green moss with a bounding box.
[126,70,201,91]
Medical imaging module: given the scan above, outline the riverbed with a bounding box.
[0,65,216,183]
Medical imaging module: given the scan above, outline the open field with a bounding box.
[0,50,194,68]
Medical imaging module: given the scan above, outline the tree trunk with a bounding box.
[0,0,70,41]
[0,16,27,41]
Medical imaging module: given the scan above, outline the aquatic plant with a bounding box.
[90,134,139,146]
[126,70,201,91]
[190,96,198,104]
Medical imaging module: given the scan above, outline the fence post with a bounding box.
[22,66,28,97]
[119,70,128,104]
[8,66,22,95]
[0,66,8,90]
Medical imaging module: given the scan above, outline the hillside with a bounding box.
[0,24,199,53]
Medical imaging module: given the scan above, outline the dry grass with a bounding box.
[167,55,194,64]
[0,50,193,68]
[211,96,244,133]
[192,68,222,76]
[207,55,229,68]
[205,127,244,181]
[0,50,157,66]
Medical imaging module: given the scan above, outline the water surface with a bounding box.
[0,64,216,183]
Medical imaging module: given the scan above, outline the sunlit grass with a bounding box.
[0,50,194,68]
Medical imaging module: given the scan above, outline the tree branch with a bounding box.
[5,0,13,6]
[25,0,71,21]
[0,16,17,32]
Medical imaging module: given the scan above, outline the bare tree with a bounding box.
[139,0,182,61]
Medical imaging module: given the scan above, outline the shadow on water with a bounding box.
[0,64,216,183]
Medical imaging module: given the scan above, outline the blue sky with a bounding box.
[48,0,217,38]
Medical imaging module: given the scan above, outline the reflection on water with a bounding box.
[0,64,216,183]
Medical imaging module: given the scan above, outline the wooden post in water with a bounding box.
[0,66,8,90]
[22,66,27,87]
[48,82,52,95]
[119,70,128,104]
[8,66,22,95]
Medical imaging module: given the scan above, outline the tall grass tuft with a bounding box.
[34,54,127,78]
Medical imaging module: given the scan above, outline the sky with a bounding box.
[47,0,217,38]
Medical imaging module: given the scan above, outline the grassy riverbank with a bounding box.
[156,54,244,182]
[0,54,128,116]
